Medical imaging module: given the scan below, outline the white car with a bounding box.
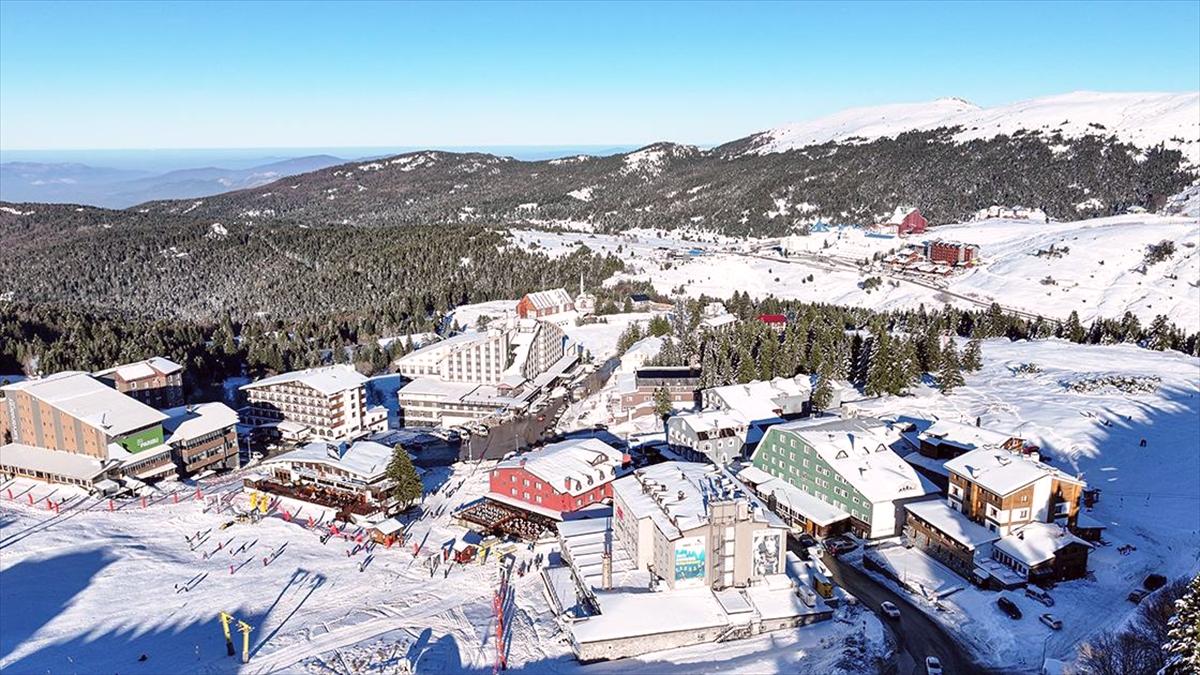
[880,601,901,619]
[925,656,944,675]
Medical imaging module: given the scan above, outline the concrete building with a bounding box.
[95,357,184,410]
[1,372,237,488]
[619,366,701,413]
[396,330,511,383]
[240,365,387,443]
[161,403,241,476]
[749,417,938,539]
[488,438,627,519]
[666,409,751,465]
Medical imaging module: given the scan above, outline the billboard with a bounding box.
[674,536,706,586]
[752,530,782,579]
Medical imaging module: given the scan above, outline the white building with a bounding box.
[240,365,387,443]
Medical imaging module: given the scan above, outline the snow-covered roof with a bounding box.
[700,313,737,329]
[3,371,167,437]
[161,403,238,444]
[521,288,572,311]
[905,499,999,550]
[398,377,478,399]
[772,417,937,504]
[0,442,109,481]
[264,439,395,481]
[613,461,785,540]
[753,473,850,526]
[497,438,624,496]
[675,409,750,435]
[994,522,1092,566]
[706,375,812,421]
[95,356,183,381]
[240,365,367,396]
[918,419,1018,452]
[944,448,1082,496]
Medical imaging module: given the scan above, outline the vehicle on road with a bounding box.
[825,537,857,555]
[1128,589,1149,604]
[880,601,901,619]
[796,533,817,549]
[1025,585,1055,606]
[997,595,1022,619]
[1039,613,1063,630]
[925,656,944,675]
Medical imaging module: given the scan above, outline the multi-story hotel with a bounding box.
[94,356,185,410]
[745,416,937,539]
[0,372,239,488]
[240,365,387,443]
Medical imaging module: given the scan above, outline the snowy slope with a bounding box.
[848,338,1200,669]
[746,91,1200,165]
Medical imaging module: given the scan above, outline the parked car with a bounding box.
[1128,589,1149,604]
[1025,585,1055,606]
[1039,613,1063,630]
[997,595,1022,620]
[880,601,901,619]
[797,533,817,549]
[825,537,857,555]
[925,656,944,675]
[1144,574,1168,592]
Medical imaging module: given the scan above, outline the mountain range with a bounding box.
[0,155,344,208]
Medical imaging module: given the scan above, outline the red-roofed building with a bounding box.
[758,314,787,333]
[897,208,928,236]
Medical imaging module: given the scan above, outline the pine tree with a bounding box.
[939,342,965,394]
[1165,574,1200,674]
[386,446,423,510]
[653,386,673,419]
[1064,311,1086,343]
[811,364,834,411]
[865,334,892,397]
[962,338,983,372]
[1147,315,1173,351]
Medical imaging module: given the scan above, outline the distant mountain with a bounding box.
[724,91,1200,163]
[0,155,344,208]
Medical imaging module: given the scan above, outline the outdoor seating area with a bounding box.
[455,498,557,541]
[245,476,378,518]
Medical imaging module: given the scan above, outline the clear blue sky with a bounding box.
[2,0,1197,150]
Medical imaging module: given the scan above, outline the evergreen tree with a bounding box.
[1064,310,1086,343]
[1147,315,1173,351]
[386,446,423,509]
[616,322,643,355]
[652,386,673,419]
[939,342,965,394]
[865,333,893,397]
[735,343,757,384]
[962,338,983,372]
[811,365,834,411]
[1165,574,1200,674]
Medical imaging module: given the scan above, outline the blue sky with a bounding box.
[1,0,1197,150]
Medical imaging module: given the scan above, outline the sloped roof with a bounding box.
[3,372,167,437]
[944,448,1082,496]
[497,438,624,496]
[918,419,1017,451]
[521,288,572,310]
[905,499,999,550]
[240,365,367,395]
[995,522,1092,566]
[263,439,399,481]
[162,403,238,444]
[96,356,183,381]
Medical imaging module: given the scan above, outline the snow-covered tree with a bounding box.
[1165,575,1200,673]
[1146,315,1174,351]
[939,342,965,394]
[962,338,983,372]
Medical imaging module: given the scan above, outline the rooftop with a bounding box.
[613,461,784,541]
[918,419,1018,452]
[95,356,184,381]
[706,375,811,421]
[521,288,572,311]
[496,438,625,497]
[161,403,239,444]
[995,522,1092,566]
[0,442,109,481]
[241,365,367,396]
[263,439,397,481]
[3,372,167,437]
[905,499,1000,550]
[772,416,937,504]
[743,470,850,527]
[944,448,1082,496]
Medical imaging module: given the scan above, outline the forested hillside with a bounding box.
[0,203,623,321]
[135,130,1193,236]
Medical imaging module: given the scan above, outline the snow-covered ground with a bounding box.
[510,211,1200,331]
[746,91,1200,165]
[846,338,1200,669]
[0,462,883,674]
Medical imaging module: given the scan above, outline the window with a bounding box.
[1016,508,1029,520]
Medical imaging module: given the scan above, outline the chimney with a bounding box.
[601,546,613,590]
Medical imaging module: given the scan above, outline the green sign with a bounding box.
[118,425,164,453]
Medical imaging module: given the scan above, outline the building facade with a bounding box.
[240,365,387,443]
[517,288,574,319]
[924,240,980,267]
[487,438,626,519]
[162,403,240,475]
[94,357,185,410]
[619,367,701,412]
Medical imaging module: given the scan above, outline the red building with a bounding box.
[516,288,574,319]
[487,438,627,519]
[897,208,928,236]
[925,240,980,266]
[758,314,788,333]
